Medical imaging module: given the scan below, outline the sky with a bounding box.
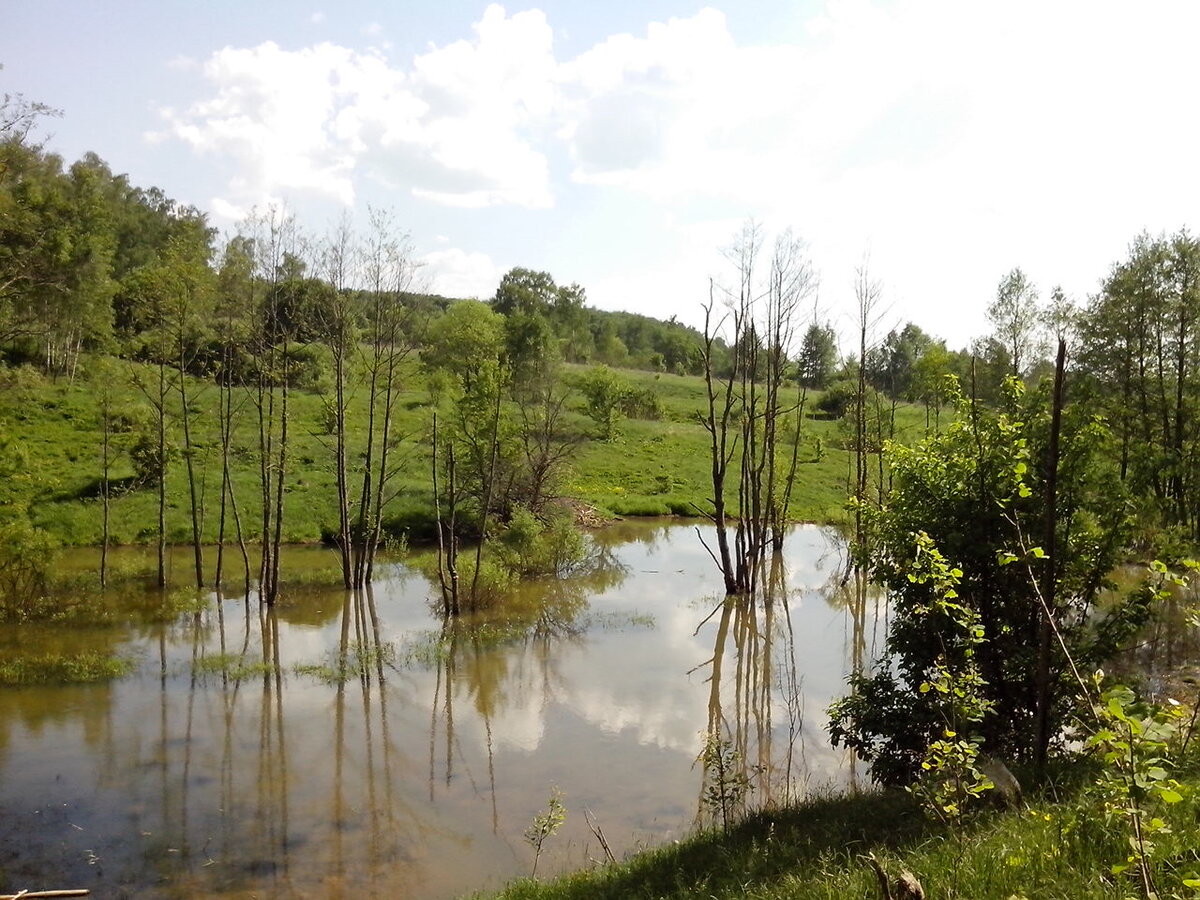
[5,0,1200,351]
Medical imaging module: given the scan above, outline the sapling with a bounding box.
[698,731,759,832]
[524,788,566,878]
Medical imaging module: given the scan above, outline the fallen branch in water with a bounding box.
[1,890,91,899]
[584,807,616,864]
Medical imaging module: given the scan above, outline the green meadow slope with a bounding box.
[1,357,929,547]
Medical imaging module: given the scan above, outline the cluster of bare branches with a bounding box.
[699,221,816,596]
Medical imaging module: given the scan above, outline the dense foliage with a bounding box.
[829,380,1137,784]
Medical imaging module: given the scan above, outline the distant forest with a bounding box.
[0,117,712,381]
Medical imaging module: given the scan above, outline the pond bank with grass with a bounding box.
[482,765,1200,900]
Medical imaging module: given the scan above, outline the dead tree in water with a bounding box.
[699,223,814,595]
[351,210,419,588]
[245,207,300,606]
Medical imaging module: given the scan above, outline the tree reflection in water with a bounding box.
[426,540,630,837]
[694,540,884,825]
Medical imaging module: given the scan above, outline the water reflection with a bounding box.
[691,540,885,824]
[0,524,872,899]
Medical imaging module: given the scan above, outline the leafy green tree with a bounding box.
[493,267,556,317]
[423,300,505,394]
[0,142,115,373]
[867,323,933,399]
[829,379,1134,783]
[798,322,838,389]
[590,317,629,366]
[504,308,557,392]
[576,364,629,441]
[493,267,592,363]
[0,87,60,349]
[1076,230,1200,535]
[988,267,1043,378]
[912,343,953,431]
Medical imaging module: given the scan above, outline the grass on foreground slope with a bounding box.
[485,769,1200,900]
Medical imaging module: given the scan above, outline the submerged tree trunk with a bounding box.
[178,338,205,588]
[700,225,813,595]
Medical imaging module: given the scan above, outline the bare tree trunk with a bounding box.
[97,365,115,590]
[853,262,882,554]
[265,339,290,606]
[469,379,504,610]
[215,361,233,589]
[157,352,168,590]
[700,225,813,595]
[1034,338,1066,776]
[179,334,205,588]
[700,286,739,595]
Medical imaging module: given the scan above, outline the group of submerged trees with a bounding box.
[679,204,1200,812]
[7,91,1200,799]
[0,94,710,610]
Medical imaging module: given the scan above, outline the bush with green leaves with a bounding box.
[494,504,587,578]
[0,426,60,613]
[1082,672,1200,899]
[524,788,566,878]
[815,378,856,418]
[575,365,631,440]
[621,385,663,421]
[829,379,1139,784]
[699,731,759,833]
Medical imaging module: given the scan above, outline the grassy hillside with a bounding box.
[1,356,928,546]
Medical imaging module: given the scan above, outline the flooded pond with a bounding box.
[0,522,882,899]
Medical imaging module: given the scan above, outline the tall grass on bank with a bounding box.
[485,769,1200,900]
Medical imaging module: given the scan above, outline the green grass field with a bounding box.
[1,356,929,547]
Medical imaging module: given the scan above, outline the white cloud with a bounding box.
[551,0,1200,343]
[420,246,504,299]
[154,1,1200,346]
[309,11,325,25]
[157,5,558,213]
[210,196,249,222]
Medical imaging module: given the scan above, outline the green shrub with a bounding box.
[495,505,587,577]
[815,379,856,418]
[0,516,59,614]
[622,386,664,421]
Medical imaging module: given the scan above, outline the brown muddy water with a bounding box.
[0,522,883,899]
